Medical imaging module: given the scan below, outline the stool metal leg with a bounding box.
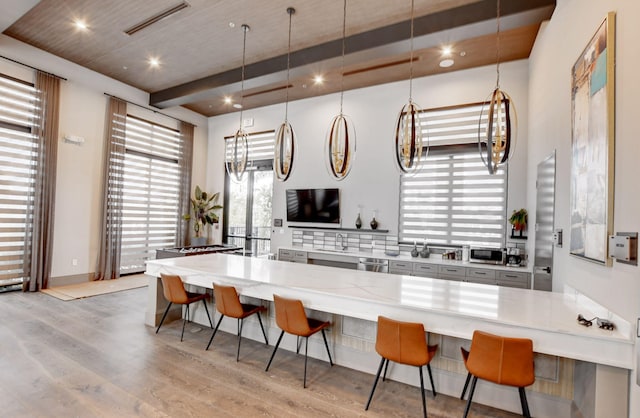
[256,311,268,344]
[320,329,333,366]
[155,302,173,334]
[426,363,437,397]
[382,358,390,381]
[201,299,213,328]
[205,314,225,350]
[236,318,244,362]
[303,337,309,388]
[265,330,285,371]
[460,372,471,400]
[519,387,531,418]
[365,356,386,411]
[463,375,478,418]
[419,366,427,418]
[180,304,189,341]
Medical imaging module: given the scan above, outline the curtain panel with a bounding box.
[176,121,194,247]
[94,97,127,280]
[23,71,60,291]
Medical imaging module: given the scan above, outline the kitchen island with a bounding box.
[145,253,632,417]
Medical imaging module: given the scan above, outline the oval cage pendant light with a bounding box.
[226,23,251,183]
[478,0,518,175]
[275,7,296,182]
[394,0,425,174]
[325,0,356,181]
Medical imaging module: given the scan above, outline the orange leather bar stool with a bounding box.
[365,316,438,418]
[206,283,268,361]
[156,273,213,341]
[463,330,535,418]
[265,294,333,388]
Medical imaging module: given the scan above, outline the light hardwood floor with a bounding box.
[0,287,519,417]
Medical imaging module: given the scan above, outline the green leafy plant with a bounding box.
[182,185,223,238]
[508,208,528,231]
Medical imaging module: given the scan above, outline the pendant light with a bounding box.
[275,7,296,182]
[394,0,425,174]
[478,0,518,175]
[325,0,356,181]
[226,24,250,182]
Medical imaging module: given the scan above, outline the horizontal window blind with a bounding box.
[120,116,182,274]
[399,102,507,248]
[224,130,275,163]
[0,74,39,287]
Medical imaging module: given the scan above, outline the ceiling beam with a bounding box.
[150,0,555,109]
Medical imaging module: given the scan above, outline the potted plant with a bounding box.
[183,185,223,246]
[508,208,528,237]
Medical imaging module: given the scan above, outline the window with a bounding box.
[223,131,274,256]
[120,115,183,274]
[399,103,508,248]
[0,74,38,288]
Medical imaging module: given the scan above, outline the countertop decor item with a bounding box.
[393,0,426,174]
[419,243,429,258]
[411,242,419,257]
[370,211,378,230]
[325,0,356,180]
[477,0,518,175]
[183,185,223,242]
[274,8,296,182]
[355,213,362,229]
[509,208,528,237]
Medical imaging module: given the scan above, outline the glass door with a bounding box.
[224,160,273,256]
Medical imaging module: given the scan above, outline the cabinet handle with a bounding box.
[446,269,456,272]
[475,272,486,275]
[504,274,517,278]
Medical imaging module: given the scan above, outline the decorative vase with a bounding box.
[411,243,419,258]
[420,244,430,258]
[370,211,378,230]
[355,213,362,229]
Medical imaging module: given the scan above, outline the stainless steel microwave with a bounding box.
[469,248,504,265]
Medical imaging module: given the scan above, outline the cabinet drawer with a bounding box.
[413,263,437,275]
[438,265,466,278]
[467,268,496,280]
[293,251,308,263]
[389,260,413,272]
[497,271,530,288]
[279,249,294,261]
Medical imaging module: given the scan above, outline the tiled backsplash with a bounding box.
[292,230,398,254]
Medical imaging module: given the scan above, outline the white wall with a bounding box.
[209,60,530,252]
[0,34,209,280]
[528,0,640,415]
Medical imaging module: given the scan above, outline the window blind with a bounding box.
[0,74,39,287]
[224,130,275,164]
[399,102,508,248]
[120,115,182,274]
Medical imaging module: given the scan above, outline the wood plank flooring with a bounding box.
[0,287,519,417]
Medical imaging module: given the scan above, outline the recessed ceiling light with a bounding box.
[148,57,160,68]
[439,59,454,68]
[74,19,88,31]
[460,51,467,57]
[229,22,235,28]
[233,103,242,109]
[122,65,128,70]
[224,96,232,104]
[313,75,324,84]
[441,46,452,56]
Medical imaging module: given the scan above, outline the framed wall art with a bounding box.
[569,12,615,265]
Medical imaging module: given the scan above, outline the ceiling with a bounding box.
[3,0,555,117]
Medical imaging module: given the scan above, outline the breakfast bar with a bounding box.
[145,253,633,417]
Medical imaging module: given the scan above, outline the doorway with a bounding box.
[223,160,273,256]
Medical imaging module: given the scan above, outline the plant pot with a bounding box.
[190,236,207,247]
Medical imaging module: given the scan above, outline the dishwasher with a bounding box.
[357,257,389,273]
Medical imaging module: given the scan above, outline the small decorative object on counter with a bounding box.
[411,242,419,258]
[419,243,429,258]
[508,208,528,238]
[355,213,362,229]
[370,210,378,230]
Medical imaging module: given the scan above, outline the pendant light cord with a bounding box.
[339,0,347,115]
[409,0,415,102]
[285,8,294,122]
[495,0,501,88]
[239,24,249,128]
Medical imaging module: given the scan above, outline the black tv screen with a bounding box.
[286,188,340,224]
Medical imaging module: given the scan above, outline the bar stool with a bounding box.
[156,273,213,341]
[463,330,535,418]
[365,316,438,418]
[206,283,268,361]
[265,294,333,388]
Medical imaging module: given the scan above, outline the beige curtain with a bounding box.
[94,97,127,280]
[176,121,194,246]
[23,71,60,291]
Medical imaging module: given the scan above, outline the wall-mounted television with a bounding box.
[286,188,340,224]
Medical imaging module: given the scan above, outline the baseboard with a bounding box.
[49,273,93,287]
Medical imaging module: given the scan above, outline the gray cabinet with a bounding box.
[412,262,438,277]
[389,260,413,275]
[438,265,466,282]
[497,271,531,289]
[279,249,308,263]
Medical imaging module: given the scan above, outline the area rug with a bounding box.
[41,274,149,301]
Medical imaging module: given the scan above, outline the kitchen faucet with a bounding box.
[337,233,347,251]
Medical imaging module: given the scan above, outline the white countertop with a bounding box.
[145,253,633,369]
